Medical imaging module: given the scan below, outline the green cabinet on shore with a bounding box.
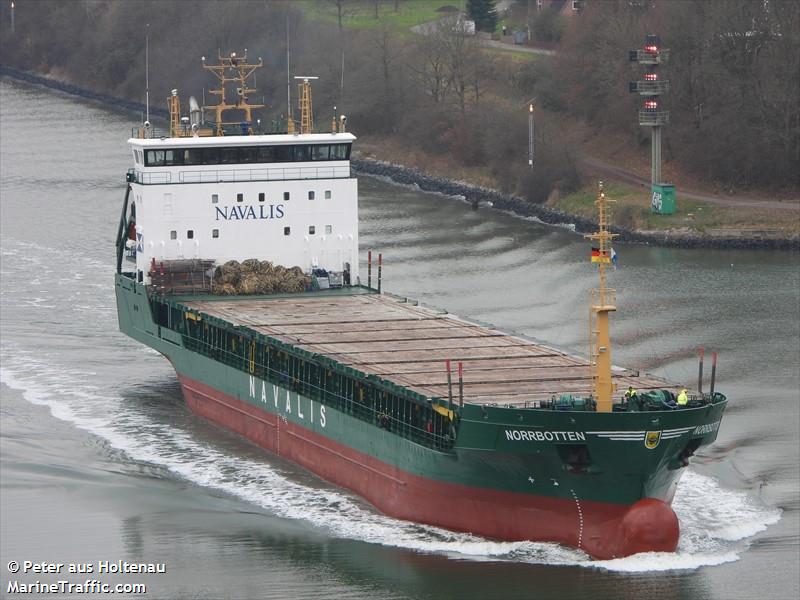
[651,183,676,214]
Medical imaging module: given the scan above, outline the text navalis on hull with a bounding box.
[114,52,727,559]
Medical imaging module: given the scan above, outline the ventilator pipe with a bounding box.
[710,352,717,396]
[458,362,464,408]
[698,347,704,395]
[446,359,453,410]
[377,253,382,293]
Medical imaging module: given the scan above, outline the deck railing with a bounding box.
[176,326,456,452]
[127,165,351,185]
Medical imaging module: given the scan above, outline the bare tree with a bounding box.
[329,0,351,30]
[439,18,482,114]
[409,31,451,103]
[369,23,407,121]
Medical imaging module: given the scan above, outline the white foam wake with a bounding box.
[0,351,782,573]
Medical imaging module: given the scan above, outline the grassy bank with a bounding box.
[554,183,799,237]
[296,0,447,31]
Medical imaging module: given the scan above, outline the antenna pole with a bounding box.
[286,12,294,133]
[145,24,150,124]
[528,103,534,168]
[340,49,345,107]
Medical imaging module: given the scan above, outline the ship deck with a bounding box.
[182,290,673,407]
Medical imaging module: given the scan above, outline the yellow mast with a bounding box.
[294,76,318,134]
[168,89,181,137]
[202,50,264,136]
[585,182,618,413]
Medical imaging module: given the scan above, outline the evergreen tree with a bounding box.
[466,0,498,33]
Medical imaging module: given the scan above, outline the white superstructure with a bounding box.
[126,131,358,285]
[121,51,359,287]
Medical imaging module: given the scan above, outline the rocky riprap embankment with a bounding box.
[352,158,799,251]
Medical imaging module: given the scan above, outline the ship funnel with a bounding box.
[189,96,201,127]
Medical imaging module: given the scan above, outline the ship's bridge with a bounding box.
[126,132,355,186]
[124,131,359,287]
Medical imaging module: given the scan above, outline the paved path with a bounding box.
[581,157,799,211]
[479,38,554,55]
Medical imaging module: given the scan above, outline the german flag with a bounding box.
[591,247,611,263]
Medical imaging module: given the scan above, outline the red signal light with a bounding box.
[644,99,659,111]
[644,72,658,81]
[644,44,659,54]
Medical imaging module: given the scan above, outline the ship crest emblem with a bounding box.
[645,431,661,449]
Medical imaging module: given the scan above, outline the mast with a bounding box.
[585,182,618,413]
[294,76,318,134]
[201,50,264,136]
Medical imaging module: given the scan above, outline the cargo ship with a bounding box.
[114,53,727,559]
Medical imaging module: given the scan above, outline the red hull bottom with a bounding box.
[178,375,679,559]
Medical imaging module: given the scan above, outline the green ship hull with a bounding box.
[115,274,727,559]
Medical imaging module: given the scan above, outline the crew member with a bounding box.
[625,386,639,410]
[677,387,689,406]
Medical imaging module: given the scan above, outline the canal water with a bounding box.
[1,78,797,599]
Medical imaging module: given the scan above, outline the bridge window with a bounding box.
[143,143,351,167]
[164,149,183,166]
[330,144,351,160]
[220,147,239,164]
[187,230,194,239]
[325,190,332,199]
[170,230,177,240]
[294,145,311,162]
[309,226,316,235]
[211,194,218,204]
[273,146,292,162]
[259,192,265,202]
[237,193,244,202]
[325,225,332,234]
[240,146,259,163]
[257,146,274,162]
[183,148,203,165]
[308,191,315,200]
[284,227,291,236]
[284,192,290,201]
[145,150,166,166]
[212,229,219,238]
[201,148,220,165]
[312,145,329,160]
